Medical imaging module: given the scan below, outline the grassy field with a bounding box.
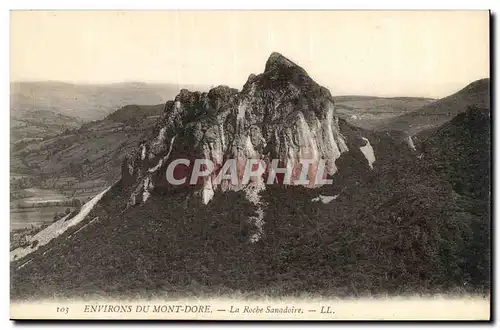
[10,206,70,230]
[10,185,97,231]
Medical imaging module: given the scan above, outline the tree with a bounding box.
[71,198,82,209]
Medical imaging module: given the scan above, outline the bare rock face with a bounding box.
[121,53,351,241]
[238,52,349,178]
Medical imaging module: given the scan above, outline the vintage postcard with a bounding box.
[9,10,491,320]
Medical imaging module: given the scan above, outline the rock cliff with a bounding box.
[122,53,351,209]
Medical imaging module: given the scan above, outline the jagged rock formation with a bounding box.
[120,53,360,242]
[122,53,350,206]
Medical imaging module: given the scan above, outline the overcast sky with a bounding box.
[11,10,489,98]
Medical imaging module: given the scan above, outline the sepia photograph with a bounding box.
[8,10,491,320]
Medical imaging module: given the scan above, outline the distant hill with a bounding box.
[10,110,85,142]
[10,81,209,142]
[334,95,434,103]
[10,104,166,189]
[376,78,490,134]
[10,81,209,121]
[334,95,435,130]
[105,104,165,124]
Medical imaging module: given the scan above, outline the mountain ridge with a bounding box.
[376,78,490,134]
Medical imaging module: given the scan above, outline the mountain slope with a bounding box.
[376,78,490,134]
[105,104,165,124]
[10,104,165,189]
[10,54,490,300]
[10,110,85,142]
[417,105,491,201]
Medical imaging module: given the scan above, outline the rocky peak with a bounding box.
[264,52,305,74]
[245,52,316,95]
[120,53,354,242]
